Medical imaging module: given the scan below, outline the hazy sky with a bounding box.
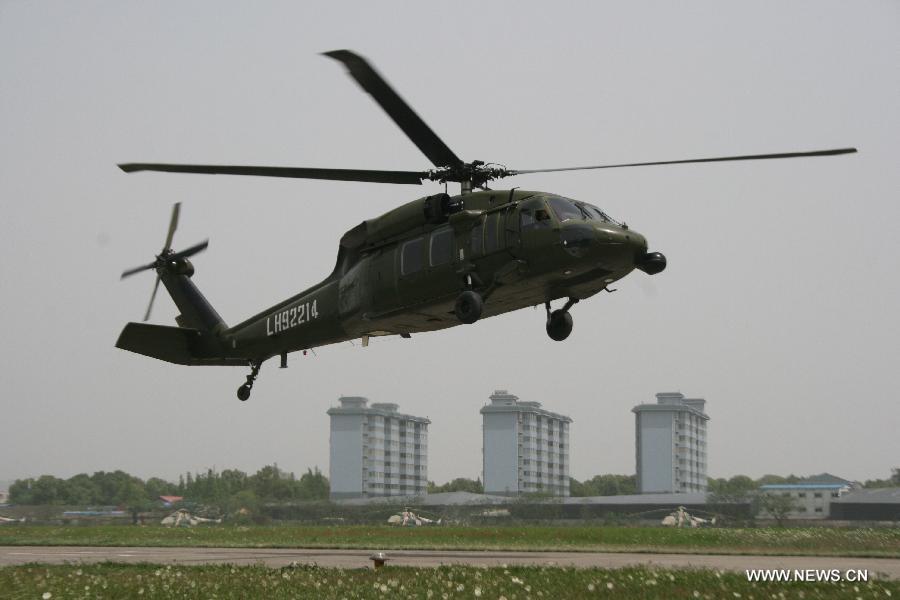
[1,1,897,487]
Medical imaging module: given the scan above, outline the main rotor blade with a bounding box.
[163,202,181,252]
[323,49,463,169]
[144,275,161,322]
[119,163,426,185]
[121,261,157,280]
[509,148,858,176]
[171,239,209,260]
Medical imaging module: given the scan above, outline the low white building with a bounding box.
[759,474,856,519]
[327,397,429,500]
[481,390,571,497]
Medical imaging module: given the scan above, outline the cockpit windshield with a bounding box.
[547,197,584,222]
[546,196,619,225]
[582,203,619,224]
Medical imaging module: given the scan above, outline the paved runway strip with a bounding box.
[1,546,898,579]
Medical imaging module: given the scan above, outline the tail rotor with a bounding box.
[120,202,208,321]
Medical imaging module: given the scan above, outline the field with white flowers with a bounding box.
[2,563,897,600]
[2,524,899,557]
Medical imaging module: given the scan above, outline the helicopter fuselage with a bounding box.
[220,189,657,363]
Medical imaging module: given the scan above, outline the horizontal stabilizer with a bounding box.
[116,322,246,366]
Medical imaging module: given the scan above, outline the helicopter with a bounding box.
[117,49,856,401]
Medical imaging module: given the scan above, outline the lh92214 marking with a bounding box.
[266,300,319,336]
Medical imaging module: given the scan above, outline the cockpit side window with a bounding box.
[520,198,553,230]
[548,197,584,222]
[520,209,535,230]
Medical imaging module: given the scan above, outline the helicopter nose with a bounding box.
[625,230,648,255]
[616,228,666,275]
[598,227,646,254]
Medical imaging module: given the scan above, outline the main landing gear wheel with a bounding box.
[454,290,484,324]
[237,361,261,401]
[545,298,578,341]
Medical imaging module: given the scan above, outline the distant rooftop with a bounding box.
[832,487,900,504]
[760,483,849,491]
[801,473,857,486]
[327,397,429,423]
[632,392,708,419]
[480,390,571,422]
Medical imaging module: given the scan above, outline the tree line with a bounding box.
[8,468,896,508]
[8,465,328,510]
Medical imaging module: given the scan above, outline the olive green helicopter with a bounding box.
[117,50,856,400]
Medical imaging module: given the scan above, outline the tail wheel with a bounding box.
[454,290,484,324]
[546,309,573,341]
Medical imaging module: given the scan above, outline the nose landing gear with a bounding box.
[545,298,578,341]
[237,361,261,401]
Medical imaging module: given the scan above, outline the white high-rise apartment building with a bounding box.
[327,397,429,499]
[481,390,571,497]
[633,392,708,494]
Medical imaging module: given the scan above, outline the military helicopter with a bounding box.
[117,50,856,401]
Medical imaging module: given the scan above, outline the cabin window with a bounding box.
[484,212,499,253]
[401,237,424,275]
[548,197,584,222]
[471,217,484,256]
[430,227,454,266]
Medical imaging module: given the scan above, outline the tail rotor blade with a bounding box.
[163,202,181,252]
[144,275,161,322]
[172,239,209,260]
[121,261,157,280]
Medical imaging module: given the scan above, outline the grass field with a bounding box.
[2,524,899,557]
[2,563,897,600]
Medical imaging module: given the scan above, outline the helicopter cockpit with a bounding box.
[545,196,621,226]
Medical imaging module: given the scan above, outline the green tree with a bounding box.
[91,471,142,505]
[569,478,587,497]
[228,490,260,515]
[756,492,799,526]
[297,468,329,500]
[8,478,35,504]
[65,474,101,505]
[119,481,153,524]
[250,465,297,501]
[428,477,483,494]
[709,475,757,503]
[145,477,177,500]
[572,474,636,496]
[220,469,249,498]
[29,475,67,504]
